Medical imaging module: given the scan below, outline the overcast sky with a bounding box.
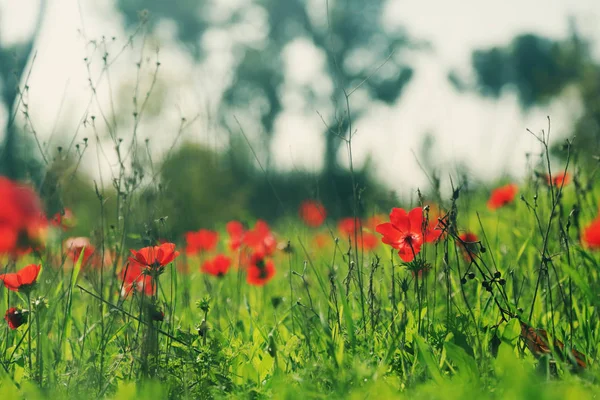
[1,0,599,198]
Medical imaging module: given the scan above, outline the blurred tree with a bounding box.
[150,143,250,238]
[468,33,585,108]
[0,0,47,181]
[456,27,600,164]
[117,0,418,173]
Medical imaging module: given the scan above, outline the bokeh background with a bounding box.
[1,0,599,235]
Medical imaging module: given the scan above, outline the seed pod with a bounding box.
[267,334,277,358]
[197,320,208,337]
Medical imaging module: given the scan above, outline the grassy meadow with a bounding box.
[2,129,600,400]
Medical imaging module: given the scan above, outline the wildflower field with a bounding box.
[1,125,600,400]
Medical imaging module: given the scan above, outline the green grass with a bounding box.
[2,150,600,399]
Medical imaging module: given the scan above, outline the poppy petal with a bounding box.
[376,223,403,245]
[0,273,21,291]
[408,207,424,233]
[16,264,40,285]
[389,208,409,232]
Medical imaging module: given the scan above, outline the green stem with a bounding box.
[26,293,32,375]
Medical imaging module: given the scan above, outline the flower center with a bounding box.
[402,233,420,247]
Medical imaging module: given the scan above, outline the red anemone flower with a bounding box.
[299,200,327,228]
[243,220,276,256]
[185,229,219,254]
[226,221,246,251]
[583,218,600,249]
[201,254,232,277]
[0,177,48,255]
[459,232,479,259]
[487,183,518,210]
[313,233,330,249]
[0,264,41,292]
[545,172,570,187]
[51,208,75,230]
[246,252,275,286]
[338,217,381,250]
[119,260,154,297]
[338,217,359,237]
[64,237,95,266]
[129,242,180,273]
[360,232,379,250]
[376,207,440,262]
[365,215,385,231]
[4,307,28,330]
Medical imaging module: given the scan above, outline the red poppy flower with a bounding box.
[0,177,47,255]
[243,220,276,256]
[487,183,518,210]
[545,172,570,187]
[360,232,379,250]
[338,217,381,250]
[313,233,330,249]
[129,242,180,273]
[0,264,41,292]
[459,232,479,259]
[119,260,154,297]
[226,221,246,251]
[338,217,359,237]
[185,229,219,255]
[201,254,232,277]
[51,208,75,230]
[4,307,28,330]
[299,200,327,228]
[376,207,440,262]
[64,237,95,266]
[365,215,385,231]
[246,252,275,286]
[583,218,600,249]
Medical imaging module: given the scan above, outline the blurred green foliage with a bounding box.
[133,142,396,239]
[463,28,600,166]
[117,0,418,174]
[152,143,250,236]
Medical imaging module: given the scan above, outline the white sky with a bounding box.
[1,0,599,197]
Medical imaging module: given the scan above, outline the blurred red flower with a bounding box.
[338,217,381,250]
[0,264,41,292]
[583,218,600,249]
[487,184,518,210]
[360,232,379,250]
[4,307,27,330]
[545,172,570,187]
[299,200,326,228]
[64,237,96,267]
[376,207,440,262]
[246,252,275,286]
[51,208,76,230]
[226,221,246,251]
[244,220,276,256]
[129,242,180,273]
[120,261,154,297]
[185,229,219,254]
[365,215,385,231]
[0,177,47,255]
[459,232,479,259]
[338,217,359,236]
[201,254,232,277]
[313,233,330,249]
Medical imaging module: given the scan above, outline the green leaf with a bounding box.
[415,335,443,384]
